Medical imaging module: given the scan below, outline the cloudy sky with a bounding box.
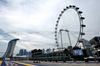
[0,0,100,57]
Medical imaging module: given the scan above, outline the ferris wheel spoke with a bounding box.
[69,31,78,39]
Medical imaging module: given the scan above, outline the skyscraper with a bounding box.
[18,49,28,56]
[3,39,19,58]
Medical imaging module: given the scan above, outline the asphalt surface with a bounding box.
[20,61,100,66]
[1,60,100,66]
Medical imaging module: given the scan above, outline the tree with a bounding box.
[32,49,42,57]
[63,48,68,56]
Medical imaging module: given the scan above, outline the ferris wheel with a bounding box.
[55,5,86,49]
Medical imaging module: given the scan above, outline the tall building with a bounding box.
[19,49,23,55]
[18,49,27,56]
[42,49,45,54]
[17,49,32,57]
[43,48,55,54]
[27,51,32,57]
[52,48,55,53]
[3,39,19,58]
[24,49,27,55]
[46,48,51,53]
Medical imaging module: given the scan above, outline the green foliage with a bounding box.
[31,49,42,57]
[63,48,68,55]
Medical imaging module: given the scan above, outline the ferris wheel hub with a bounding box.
[60,29,69,32]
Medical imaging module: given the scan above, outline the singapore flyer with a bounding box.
[55,5,85,50]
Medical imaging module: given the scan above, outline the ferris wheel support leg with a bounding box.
[60,31,64,51]
[67,32,72,47]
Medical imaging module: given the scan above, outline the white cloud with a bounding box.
[0,39,9,43]
[0,0,62,32]
[0,35,4,39]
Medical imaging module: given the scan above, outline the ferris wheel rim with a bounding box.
[55,5,85,49]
